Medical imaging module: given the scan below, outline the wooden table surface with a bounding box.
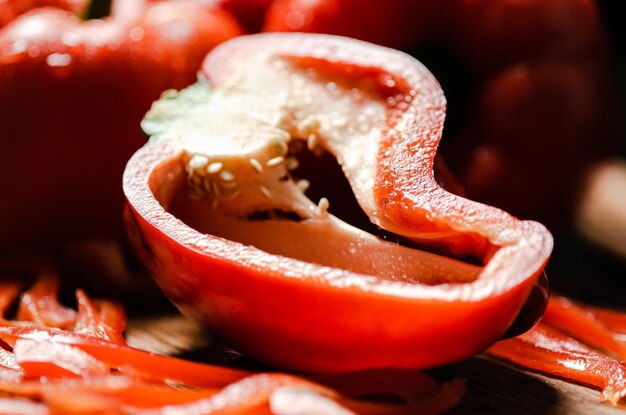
[124,309,626,415]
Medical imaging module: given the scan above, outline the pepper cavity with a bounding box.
[141,52,481,286]
[124,34,552,372]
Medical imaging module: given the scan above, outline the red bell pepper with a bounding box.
[488,295,626,404]
[0,0,86,28]
[16,273,77,329]
[122,33,553,373]
[0,0,243,254]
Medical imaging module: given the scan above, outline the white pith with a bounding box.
[142,53,481,284]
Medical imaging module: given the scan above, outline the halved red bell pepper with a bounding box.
[123,33,553,373]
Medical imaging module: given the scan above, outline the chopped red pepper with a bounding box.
[585,306,626,335]
[488,294,626,404]
[0,347,22,381]
[123,33,552,373]
[16,273,76,329]
[93,299,127,335]
[0,277,465,413]
[489,322,626,404]
[14,339,110,379]
[74,289,127,345]
[543,296,626,360]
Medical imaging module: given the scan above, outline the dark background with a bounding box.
[547,0,626,307]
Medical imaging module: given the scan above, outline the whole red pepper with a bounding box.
[0,0,86,28]
[0,0,243,254]
[123,33,553,373]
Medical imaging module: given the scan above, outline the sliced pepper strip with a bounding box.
[39,376,219,412]
[0,346,22,383]
[0,325,251,388]
[0,397,49,415]
[543,295,626,360]
[123,33,553,372]
[489,322,626,404]
[13,339,110,379]
[74,289,126,345]
[94,299,127,336]
[586,306,626,335]
[16,273,76,329]
[0,375,217,407]
[0,281,464,414]
[135,373,332,415]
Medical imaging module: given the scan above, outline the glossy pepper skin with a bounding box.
[0,0,243,252]
[123,34,553,373]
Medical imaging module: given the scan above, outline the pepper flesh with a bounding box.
[123,33,553,373]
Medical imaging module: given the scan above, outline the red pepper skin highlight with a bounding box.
[123,33,553,373]
[0,0,86,28]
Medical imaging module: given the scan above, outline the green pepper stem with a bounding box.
[82,0,113,20]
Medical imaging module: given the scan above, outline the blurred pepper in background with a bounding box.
[0,0,242,295]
